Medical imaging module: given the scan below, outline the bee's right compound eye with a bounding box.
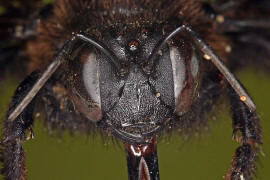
[65,45,102,122]
[169,43,201,116]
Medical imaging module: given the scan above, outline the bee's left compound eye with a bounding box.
[65,46,102,122]
[82,52,101,108]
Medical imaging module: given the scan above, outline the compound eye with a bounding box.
[82,53,101,108]
[170,44,201,116]
[65,46,102,122]
[170,46,186,103]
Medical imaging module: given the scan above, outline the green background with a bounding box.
[0,69,270,180]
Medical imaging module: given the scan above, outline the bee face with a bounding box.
[65,23,201,143]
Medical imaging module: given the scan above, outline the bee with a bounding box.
[0,0,269,179]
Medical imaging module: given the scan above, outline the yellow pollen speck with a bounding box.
[203,54,211,60]
[240,174,245,180]
[216,15,225,23]
[156,93,161,98]
[162,28,166,35]
[225,45,232,53]
[26,127,34,141]
[240,96,247,101]
[15,25,23,38]
[35,112,40,118]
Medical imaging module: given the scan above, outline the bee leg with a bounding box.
[1,71,40,180]
[225,87,262,180]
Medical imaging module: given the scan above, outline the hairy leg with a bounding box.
[1,71,97,179]
[225,87,262,180]
[1,72,39,180]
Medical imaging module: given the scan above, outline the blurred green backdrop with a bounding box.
[0,68,270,180]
